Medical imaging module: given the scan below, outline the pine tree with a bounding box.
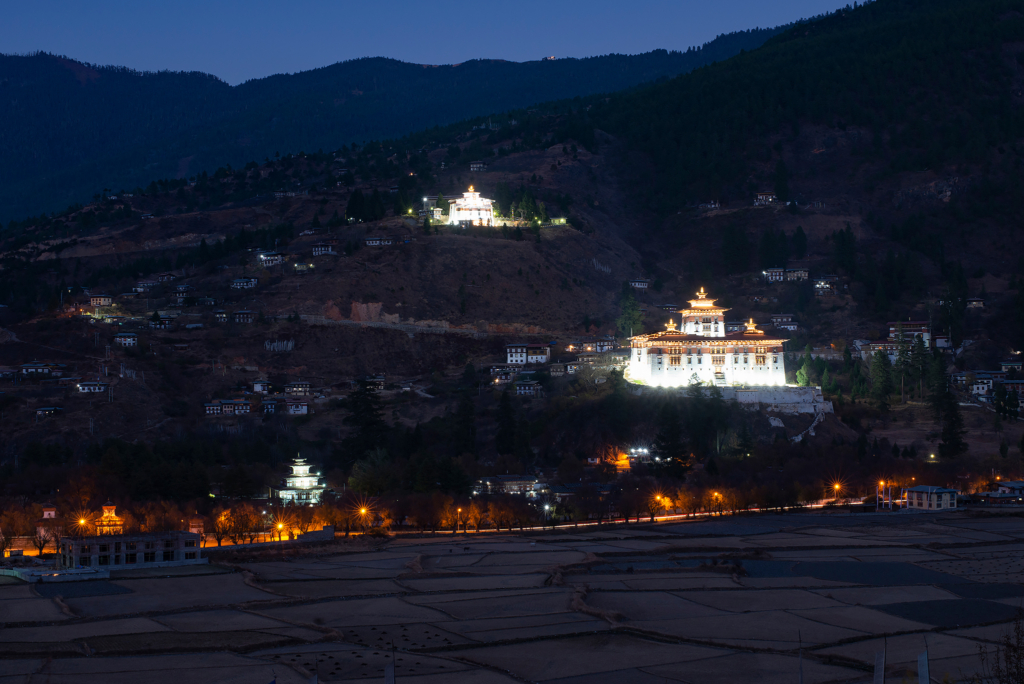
[870,350,894,409]
[938,388,967,459]
[495,389,516,455]
[344,380,387,458]
[616,290,643,337]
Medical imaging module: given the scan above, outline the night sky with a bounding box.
[5,0,849,85]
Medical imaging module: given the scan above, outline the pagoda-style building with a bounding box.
[272,456,326,504]
[628,288,787,387]
[447,186,495,226]
[94,502,124,535]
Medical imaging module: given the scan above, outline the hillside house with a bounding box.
[770,314,798,331]
[113,332,138,347]
[566,362,581,374]
[469,161,488,172]
[515,380,542,396]
[149,317,174,330]
[77,381,109,393]
[763,268,785,283]
[786,267,809,281]
[262,399,280,414]
[233,311,256,324]
[1001,359,1023,373]
[214,310,228,323]
[204,399,253,415]
[293,262,314,274]
[21,363,63,376]
[506,343,551,365]
[156,273,177,282]
[814,275,839,296]
[629,278,651,290]
[36,407,62,418]
[231,278,258,290]
[365,236,383,247]
[257,252,284,267]
[967,297,985,309]
[549,363,566,377]
[755,192,776,205]
[698,200,720,210]
[905,485,958,511]
[253,380,270,393]
[90,295,113,307]
[287,401,309,415]
[565,338,614,353]
[134,281,157,293]
[312,243,336,256]
[174,284,192,293]
[285,381,311,396]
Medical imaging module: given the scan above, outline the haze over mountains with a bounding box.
[0,27,782,223]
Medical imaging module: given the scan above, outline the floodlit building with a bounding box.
[627,288,787,387]
[447,186,495,226]
[59,532,205,570]
[272,457,326,504]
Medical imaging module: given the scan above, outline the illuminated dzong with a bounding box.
[627,288,787,387]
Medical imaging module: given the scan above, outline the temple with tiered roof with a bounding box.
[627,288,787,387]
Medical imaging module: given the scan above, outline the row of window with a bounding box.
[660,355,776,366]
[637,347,773,355]
[69,539,189,554]
[70,550,198,566]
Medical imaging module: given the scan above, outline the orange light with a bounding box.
[834,484,841,491]
[79,518,85,525]
[879,481,885,486]
[457,508,462,513]
[360,508,367,515]
[277,523,283,529]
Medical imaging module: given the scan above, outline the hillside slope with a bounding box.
[0,27,782,223]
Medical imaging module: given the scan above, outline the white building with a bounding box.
[448,186,495,227]
[90,295,113,307]
[507,343,551,365]
[77,381,109,393]
[627,287,787,388]
[232,278,258,290]
[272,457,326,504]
[905,485,958,511]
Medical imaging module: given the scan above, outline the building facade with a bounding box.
[272,457,326,504]
[628,288,787,387]
[905,485,958,511]
[447,186,495,226]
[59,531,205,570]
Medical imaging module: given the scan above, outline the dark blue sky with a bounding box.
[5,0,848,85]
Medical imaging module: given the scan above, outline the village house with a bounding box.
[231,278,258,290]
[967,297,985,309]
[113,332,138,347]
[785,267,809,281]
[285,381,311,396]
[233,310,256,324]
[256,252,284,267]
[506,343,551,365]
[204,399,253,416]
[253,380,271,394]
[515,380,543,397]
[312,242,336,256]
[549,363,566,377]
[469,161,488,172]
[77,381,109,393]
[365,236,383,247]
[293,262,314,274]
[814,275,840,296]
[149,316,174,330]
[763,268,785,283]
[174,283,192,293]
[754,192,776,205]
[286,401,309,415]
[214,310,228,323]
[566,362,581,374]
[156,273,177,282]
[905,485,958,511]
[629,278,651,290]
[474,475,540,497]
[997,481,1024,495]
[1001,359,1023,373]
[21,362,64,376]
[565,338,615,353]
[90,294,113,307]
[134,280,157,293]
[262,398,280,414]
[770,314,798,331]
[36,407,62,418]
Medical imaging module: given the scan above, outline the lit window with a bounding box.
[669,356,681,366]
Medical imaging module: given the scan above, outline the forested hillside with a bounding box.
[0,27,781,223]
[591,0,1024,213]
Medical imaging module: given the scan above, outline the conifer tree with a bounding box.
[870,350,894,409]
